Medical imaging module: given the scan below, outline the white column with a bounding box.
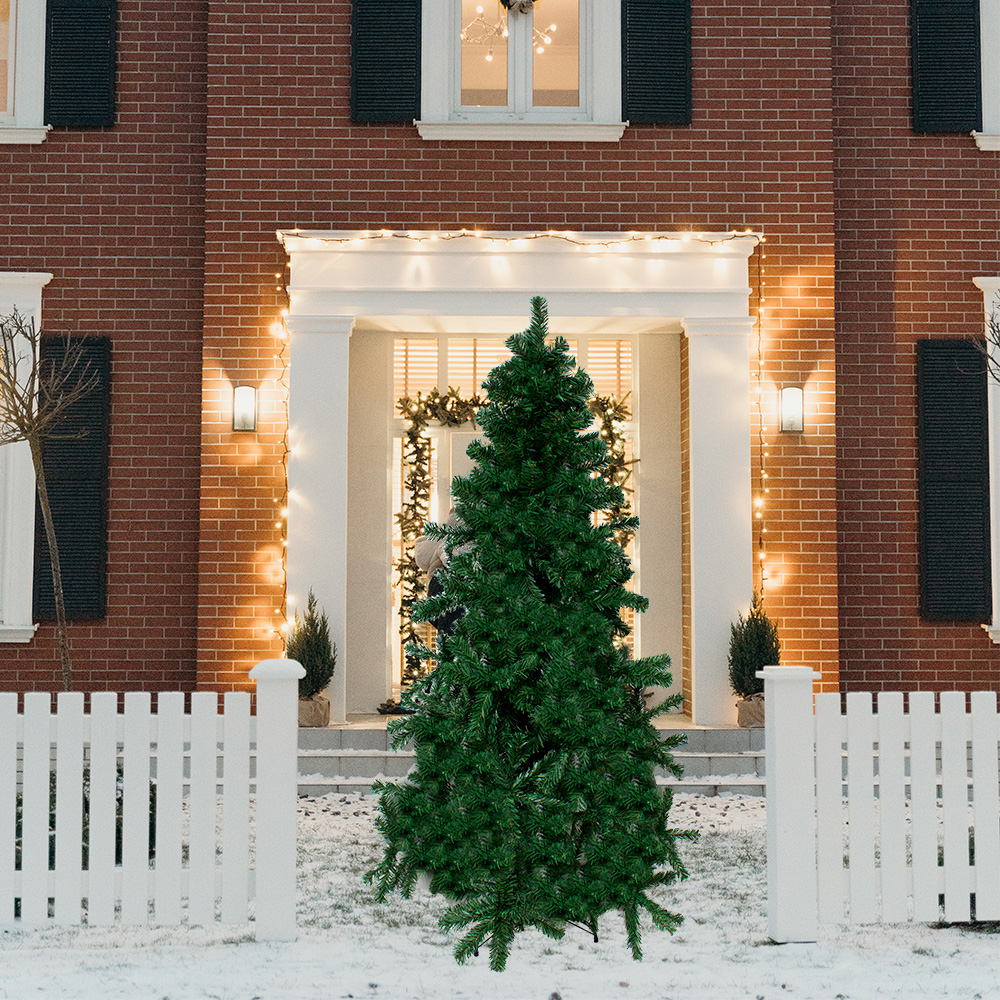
[974,277,1000,642]
[684,317,755,725]
[759,665,820,943]
[0,273,52,643]
[286,315,354,724]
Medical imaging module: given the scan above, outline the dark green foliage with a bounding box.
[366,297,695,971]
[287,589,337,699]
[728,592,780,698]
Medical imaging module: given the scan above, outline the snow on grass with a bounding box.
[0,792,999,999]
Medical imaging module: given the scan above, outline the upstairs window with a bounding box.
[351,0,692,141]
[458,0,580,112]
[2,0,116,144]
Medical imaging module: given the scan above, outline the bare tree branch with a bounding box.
[0,309,101,690]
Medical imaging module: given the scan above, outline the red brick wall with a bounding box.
[834,2,1000,691]
[0,2,206,693]
[197,1,840,696]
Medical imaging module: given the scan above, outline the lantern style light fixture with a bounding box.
[779,385,804,433]
[233,384,257,431]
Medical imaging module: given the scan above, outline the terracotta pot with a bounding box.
[298,693,331,727]
[736,693,765,728]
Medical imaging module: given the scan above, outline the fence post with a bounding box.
[758,665,819,943]
[250,658,305,941]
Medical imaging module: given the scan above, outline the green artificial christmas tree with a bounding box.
[366,297,694,971]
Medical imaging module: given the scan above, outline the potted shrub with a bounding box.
[728,592,779,728]
[287,589,337,727]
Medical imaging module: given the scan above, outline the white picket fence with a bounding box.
[763,666,1000,942]
[0,658,303,939]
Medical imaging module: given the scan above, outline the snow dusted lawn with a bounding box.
[2,792,1000,999]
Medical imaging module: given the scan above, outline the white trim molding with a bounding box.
[977,0,1000,151]
[0,271,53,642]
[415,121,628,142]
[975,275,1000,643]
[278,230,758,724]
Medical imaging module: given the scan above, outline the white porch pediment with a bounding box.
[279,231,758,725]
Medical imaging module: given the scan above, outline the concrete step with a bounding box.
[296,722,766,797]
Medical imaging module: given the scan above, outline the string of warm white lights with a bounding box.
[272,261,291,648]
[279,228,763,252]
[752,238,769,594]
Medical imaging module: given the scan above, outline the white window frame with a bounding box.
[0,0,48,143]
[417,0,626,141]
[976,0,1000,149]
[0,272,52,642]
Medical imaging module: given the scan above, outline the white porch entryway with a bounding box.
[279,231,756,725]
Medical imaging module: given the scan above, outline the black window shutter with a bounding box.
[351,0,421,123]
[917,339,991,621]
[33,338,111,622]
[622,0,692,125]
[44,0,117,128]
[911,0,982,132]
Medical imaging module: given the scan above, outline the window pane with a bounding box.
[447,338,511,395]
[587,340,633,398]
[0,0,11,115]
[532,0,578,107]
[461,0,508,107]
[394,339,439,404]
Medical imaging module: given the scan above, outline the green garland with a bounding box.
[392,386,634,696]
[395,388,483,692]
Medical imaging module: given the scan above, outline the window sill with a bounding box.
[973,132,1000,151]
[0,125,50,144]
[0,623,38,643]
[415,121,628,142]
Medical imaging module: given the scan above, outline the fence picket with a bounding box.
[940,692,971,921]
[222,692,251,923]
[188,692,218,926]
[970,691,1000,919]
[154,692,184,925]
[0,694,16,923]
[876,692,908,922]
[120,693,151,924]
[846,692,877,922]
[21,693,52,925]
[908,692,939,922]
[86,693,118,925]
[4,662,299,938]
[54,693,85,924]
[814,692,843,924]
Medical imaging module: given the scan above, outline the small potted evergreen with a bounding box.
[287,589,337,727]
[728,592,780,728]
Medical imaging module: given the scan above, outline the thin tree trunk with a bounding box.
[28,437,73,691]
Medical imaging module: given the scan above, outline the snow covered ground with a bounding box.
[2,792,999,1000]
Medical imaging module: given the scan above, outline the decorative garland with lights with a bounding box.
[394,388,483,690]
[391,386,636,698]
[588,393,636,550]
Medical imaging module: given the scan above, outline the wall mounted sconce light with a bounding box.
[233,384,257,431]
[779,385,804,433]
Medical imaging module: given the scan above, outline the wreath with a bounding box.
[501,0,535,11]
